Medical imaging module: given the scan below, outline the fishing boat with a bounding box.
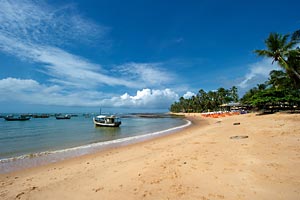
[4,115,31,121]
[32,114,50,118]
[55,114,71,120]
[93,115,121,127]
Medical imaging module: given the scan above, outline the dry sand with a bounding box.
[1,113,300,200]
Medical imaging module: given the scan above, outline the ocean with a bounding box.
[0,113,190,173]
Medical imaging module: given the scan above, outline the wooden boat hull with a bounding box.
[93,118,121,127]
[56,116,71,120]
[4,117,31,121]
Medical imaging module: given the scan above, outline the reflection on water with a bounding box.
[93,126,121,141]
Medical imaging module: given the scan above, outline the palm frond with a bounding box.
[291,30,300,42]
[264,33,291,53]
[256,30,300,80]
[254,49,274,57]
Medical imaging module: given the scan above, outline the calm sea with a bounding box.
[0,113,189,173]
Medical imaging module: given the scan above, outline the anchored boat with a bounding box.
[4,115,31,121]
[93,115,121,127]
[55,114,71,120]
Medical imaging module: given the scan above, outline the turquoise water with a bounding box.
[0,114,189,173]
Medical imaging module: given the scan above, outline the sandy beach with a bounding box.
[1,113,300,200]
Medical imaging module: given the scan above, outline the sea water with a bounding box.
[0,114,189,173]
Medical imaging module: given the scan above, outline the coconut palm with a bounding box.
[230,86,239,102]
[291,30,300,43]
[255,30,300,84]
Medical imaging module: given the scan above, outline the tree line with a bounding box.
[170,87,239,113]
[170,29,300,113]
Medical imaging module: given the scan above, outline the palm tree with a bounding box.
[291,30,300,43]
[197,89,208,112]
[230,86,239,102]
[268,70,292,89]
[255,30,300,84]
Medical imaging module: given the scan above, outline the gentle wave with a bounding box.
[0,133,42,141]
[0,119,191,173]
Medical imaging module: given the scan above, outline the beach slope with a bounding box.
[1,113,300,199]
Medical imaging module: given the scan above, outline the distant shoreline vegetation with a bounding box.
[169,86,239,113]
[170,29,300,113]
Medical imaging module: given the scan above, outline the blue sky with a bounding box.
[0,0,299,113]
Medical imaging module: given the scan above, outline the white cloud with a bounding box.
[183,91,196,99]
[0,78,179,108]
[109,88,179,108]
[33,46,137,88]
[117,62,174,87]
[0,0,128,89]
[0,77,62,104]
[238,58,280,88]
[0,34,136,89]
[0,0,106,46]
[0,77,113,106]
[0,0,176,91]
[0,77,41,92]
[0,1,180,110]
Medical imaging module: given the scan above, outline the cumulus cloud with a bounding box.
[238,58,280,88]
[0,77,64,105]
[183,91,196,99]
[0,77,40,91]
[0,78,179,108]
[111,88,179,108]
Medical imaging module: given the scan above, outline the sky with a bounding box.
[0,0,299,113]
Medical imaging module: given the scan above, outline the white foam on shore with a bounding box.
[0,119,191,173]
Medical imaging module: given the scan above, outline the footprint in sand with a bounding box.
[230,135,248,139]
[15,187,38,199]
[93,187,104,192]
[16,192,25,199]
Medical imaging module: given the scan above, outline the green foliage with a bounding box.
[169,87,239,113]
[254,29,300,88]
[171,29,300,113]
[291,30,300,42]
[242,29,300,111]
[240,70,300,111]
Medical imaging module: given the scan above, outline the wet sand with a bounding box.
[1,113,300,200]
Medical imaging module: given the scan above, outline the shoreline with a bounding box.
[0,118,191,174]
[1,113,300,199]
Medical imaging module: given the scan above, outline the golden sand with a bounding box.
[1,113,300,200]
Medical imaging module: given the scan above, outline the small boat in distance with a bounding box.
[4,115,31,121]
[55,114,71,120]
[32,114,50,118]
[93,115,121,127]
